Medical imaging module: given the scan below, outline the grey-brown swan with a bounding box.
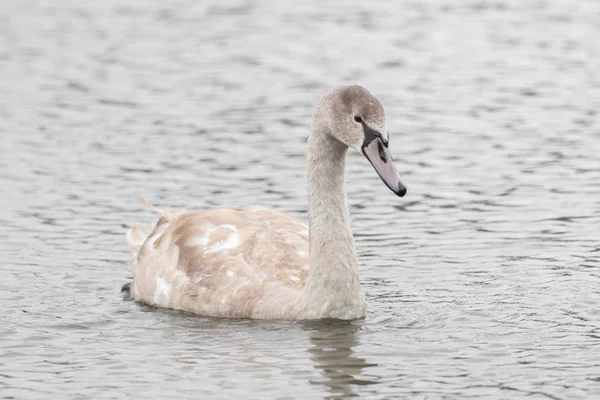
[125,85,407,320]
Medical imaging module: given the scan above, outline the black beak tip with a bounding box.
[396,185,407,197]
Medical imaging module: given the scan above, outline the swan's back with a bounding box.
[127,206,310,318]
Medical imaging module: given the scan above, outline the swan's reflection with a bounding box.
[302,319,378,398]
[157,310,379,396]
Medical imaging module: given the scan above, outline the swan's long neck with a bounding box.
[301,124,365,319]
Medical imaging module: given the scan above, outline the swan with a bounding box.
[124,85,407,320]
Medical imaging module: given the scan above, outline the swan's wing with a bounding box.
[129,207,309,317]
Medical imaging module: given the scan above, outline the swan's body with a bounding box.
[125,85,407,320]
[127,206,314,319]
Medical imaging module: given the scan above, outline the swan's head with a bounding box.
[318,85,407,197]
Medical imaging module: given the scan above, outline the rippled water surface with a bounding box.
[2,0,600,398]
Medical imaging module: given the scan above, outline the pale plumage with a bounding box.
[125,85,407,320]
[127,205,310,319]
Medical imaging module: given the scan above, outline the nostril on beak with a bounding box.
[377,141,386,163]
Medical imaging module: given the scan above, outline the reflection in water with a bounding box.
[159,313,379,397]
[161,314,380,397]
[303,320,378,398]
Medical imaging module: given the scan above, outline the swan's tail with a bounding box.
[126,224,150,258]
[125,196,170,297]
[126,196,166,258]
[124,223,147,298]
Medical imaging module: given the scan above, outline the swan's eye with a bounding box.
[353,115,362,123]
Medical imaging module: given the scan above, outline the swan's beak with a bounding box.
[362,136,407,197]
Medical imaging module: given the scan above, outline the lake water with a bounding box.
[1,0,600,398]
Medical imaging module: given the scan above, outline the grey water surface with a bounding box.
[1,0,600,399]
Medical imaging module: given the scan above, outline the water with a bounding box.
[1,0,600,398]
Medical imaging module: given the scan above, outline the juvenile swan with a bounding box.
[125,85,407,320]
